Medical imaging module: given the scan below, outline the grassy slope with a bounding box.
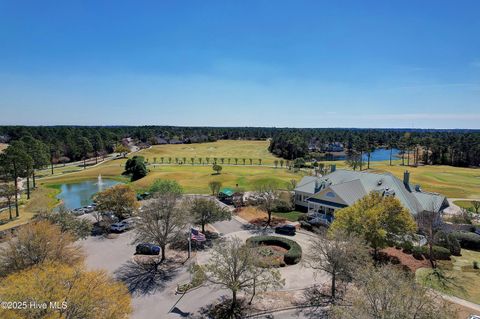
[0,186,59,231]
[416,249,480,304]
[138,140,282,165]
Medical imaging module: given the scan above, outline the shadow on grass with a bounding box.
[115,260,180,296]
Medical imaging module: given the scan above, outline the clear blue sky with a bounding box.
[1,0,479,128]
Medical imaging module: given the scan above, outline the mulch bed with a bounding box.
[380,247,430,272]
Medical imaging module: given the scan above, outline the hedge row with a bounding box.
[450,231,480,251]
[421,245,451,260]
[246,236,302,265]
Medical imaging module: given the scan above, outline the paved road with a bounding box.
[211,218,244,235]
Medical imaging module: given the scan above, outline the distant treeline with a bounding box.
[0,126,479,167]
[269,128,480,167]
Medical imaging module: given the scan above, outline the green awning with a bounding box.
[220,188,235,196]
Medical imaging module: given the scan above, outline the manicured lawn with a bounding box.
[454,200,478,211]
[39,158,305,194]
[416,249,480,304]
[0,186,59,231]
[137,140,282,165]
[272,210,304,222]
[134,165,304,193]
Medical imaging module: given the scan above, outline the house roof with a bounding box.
[304,169,448,215]
[294,176,323,194]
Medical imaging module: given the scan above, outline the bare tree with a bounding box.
[134,194,190,263]
[416,209,441,268]
[255,182,279,226]
[332,264,454,319]
[189,197,231,233]
[208,180,222,196]
[305,229,370,300]
[204,237,284,311]
[0,183,16,220]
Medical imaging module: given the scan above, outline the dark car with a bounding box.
[135,243,161,255]
[274,224,296,236]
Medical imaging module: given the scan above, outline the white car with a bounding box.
[110,217,139,233]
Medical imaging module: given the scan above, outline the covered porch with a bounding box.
[306,198,347,224]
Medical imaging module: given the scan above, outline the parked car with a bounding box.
[110,222,128,233]
[274,224,296,236]
[110,219,137,232]
[135,243,161,255]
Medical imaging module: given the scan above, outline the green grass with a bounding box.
[137,140,282,165]
[0,186,59,231]
[134,165,304,193]
[272,210,304,222]
[416,249,480,304]
[454,200,477,210]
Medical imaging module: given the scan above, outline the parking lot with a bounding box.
[79,217,326,318]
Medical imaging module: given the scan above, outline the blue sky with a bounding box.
[0,0,479,128]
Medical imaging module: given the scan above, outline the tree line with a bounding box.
[1,126,479,168]
[269,128,480,168]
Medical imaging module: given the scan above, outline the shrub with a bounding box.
[402,241,413,254]
[299,220,313,231]
[450,231,480,251]
[412,247,424,260]
[422,245,451,260]
[473,261,479,270]
[246,236,302,265]
[434,231,462,256]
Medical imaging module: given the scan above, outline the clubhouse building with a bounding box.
[294,169,449,223]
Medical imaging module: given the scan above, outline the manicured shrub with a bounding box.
[412,246,424,260]
[434,231,462,256]
[402,241,413,254]
[246,236,302,265]
[450,231,480,251]
[421,245,451,260]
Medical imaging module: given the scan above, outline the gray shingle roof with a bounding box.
[294,176,323,194]
[304,169,448,215]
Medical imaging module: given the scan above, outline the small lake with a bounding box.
[56,178,121,210]
[322,148,401,162]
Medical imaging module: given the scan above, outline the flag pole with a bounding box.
[188,227,192,259]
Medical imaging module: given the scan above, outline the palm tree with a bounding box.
[234,158,238,165]
[258,159,262,165]
[242,158,246,165]
[249,158,253,165]
[191,158,195,165]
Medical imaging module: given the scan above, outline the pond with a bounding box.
[322,148,401,161]
[56,176,121,210]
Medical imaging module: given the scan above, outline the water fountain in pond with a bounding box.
[97,174,103,191]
